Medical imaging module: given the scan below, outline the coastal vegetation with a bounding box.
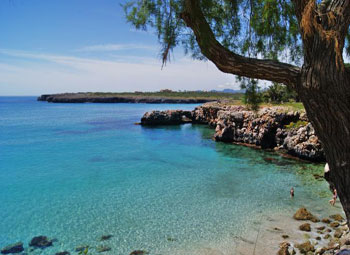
[124,0,350,224]
[37,90,243,103]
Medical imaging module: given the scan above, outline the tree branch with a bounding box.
[180,0,301,88]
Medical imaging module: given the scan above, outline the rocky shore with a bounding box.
[140,102,325,162]
[37,93,215,104]
[276,208,350,255]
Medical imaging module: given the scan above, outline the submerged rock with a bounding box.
[130,250,148,255]
[1,242,24,254]
[55,252,70,255]
[29,236,53,248]
[100,235,113,241]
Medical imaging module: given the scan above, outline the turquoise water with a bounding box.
[0,97,334,254]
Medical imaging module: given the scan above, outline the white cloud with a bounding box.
[0,49,238,95]
[77,44,155,52]
[218,81,242,90]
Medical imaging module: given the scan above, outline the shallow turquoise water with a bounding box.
[0,97,334,254]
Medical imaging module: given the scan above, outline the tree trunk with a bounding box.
[297,58,350,224]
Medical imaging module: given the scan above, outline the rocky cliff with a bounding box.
[141,103,325,162]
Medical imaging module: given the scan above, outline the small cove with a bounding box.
[0,97,340,254]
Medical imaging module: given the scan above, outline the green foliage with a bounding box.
[123,0,305,65]
[262,83,298,103]
[285,120,308,129]
[67,91,244,100]
[240,79,262,111]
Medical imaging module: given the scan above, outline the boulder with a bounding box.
[277,241,291,255]
[1,242,24,254]
[331,222,340,228]
[324,234,331,239]
[335,229,344,238]
[295,241,315,254]
[330,214,345,222]
[293,208,319,222]
[141,110,193,125]
[315,247,327,255]
[299,223,311,232]
[29,236,52,248]
[322,218,331,224]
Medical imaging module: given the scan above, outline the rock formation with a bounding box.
[141,103,325,162]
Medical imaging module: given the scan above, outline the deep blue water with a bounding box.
[0,97,333,254]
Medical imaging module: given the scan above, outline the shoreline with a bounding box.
[37,93,233,104]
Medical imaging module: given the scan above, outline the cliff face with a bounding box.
[141,103,325,162]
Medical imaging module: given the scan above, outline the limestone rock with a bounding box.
[277,241,291,255]
[335,229,344,238]
[141,110,193,125]
[322,218,331,224]
[294,208,319,222]
[299,223,311,232]
[331,222,340,228]
[295,241,315,254]
[330,214,345,222]
[315,247,327,255]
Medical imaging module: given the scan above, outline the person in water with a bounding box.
[329,188,337,206]
[290,187,294,198]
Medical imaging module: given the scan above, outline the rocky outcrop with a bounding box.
[38,93,214,104]
[213,106,299,148]
[141,103,325,162]
[141,110,193,125]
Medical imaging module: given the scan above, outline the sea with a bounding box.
[0,97,337,254]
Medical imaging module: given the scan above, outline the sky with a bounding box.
[0,0,240,96]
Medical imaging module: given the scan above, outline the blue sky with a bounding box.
[0,0,239,95]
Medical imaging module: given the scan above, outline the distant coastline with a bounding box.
[37,91,243,104]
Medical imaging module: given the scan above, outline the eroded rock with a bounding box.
[293,208,319,222]
[299,223,311,232]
